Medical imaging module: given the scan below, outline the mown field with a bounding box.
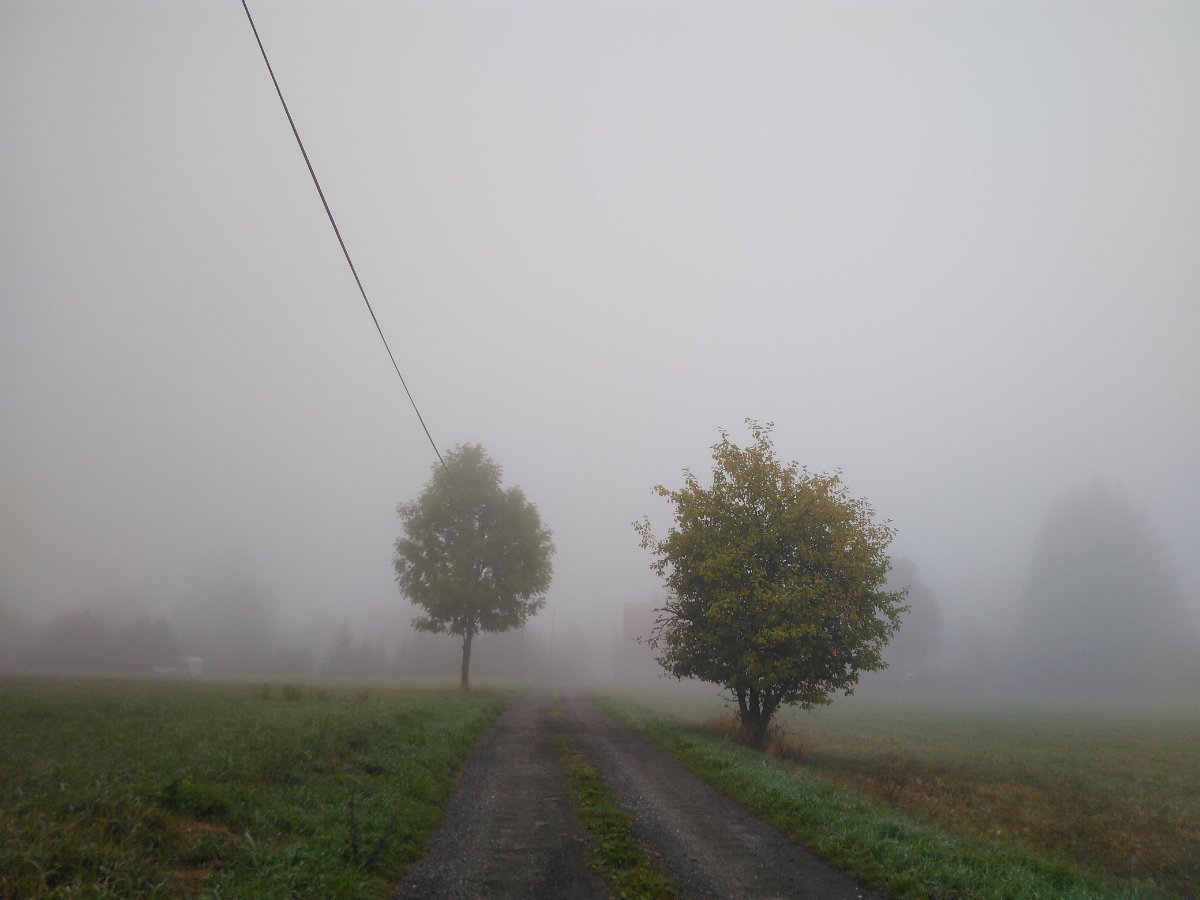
[599,684,1199,899]
[0,677,509,898]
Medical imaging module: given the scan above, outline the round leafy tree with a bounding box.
[394,444,554,690]
[636,422,907,747]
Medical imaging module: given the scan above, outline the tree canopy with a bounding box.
[394,444,553,690]
[635,422,907,747]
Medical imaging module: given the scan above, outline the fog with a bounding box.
[3,1,1198,690]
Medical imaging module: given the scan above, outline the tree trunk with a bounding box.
[736,686,775,749]
[460,629,474,691]
[747,718,769,750]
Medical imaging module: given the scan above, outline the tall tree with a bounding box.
[882,557,942,677]
[1016,484,1194,691]
[113,615,180,673]
[394,444,554,690]
[636,422,907,748]
[0,600,30,671]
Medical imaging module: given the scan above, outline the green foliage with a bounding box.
[635,421,907,746]
[395,444,553,689]
[0,677,509,898]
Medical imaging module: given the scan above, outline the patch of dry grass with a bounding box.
[784,704,1197,896]
[703,711,808,761]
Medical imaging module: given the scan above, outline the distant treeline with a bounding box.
[1,608,186,675]
[0,607,386,677]
[2,589,1194,695]
[870,486,1200,695]
[0,604,608,682]
[2,485,1196,693]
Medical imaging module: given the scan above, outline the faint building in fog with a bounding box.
[616,602,659,679]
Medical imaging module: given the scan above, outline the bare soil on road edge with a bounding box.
[395,689,883,899]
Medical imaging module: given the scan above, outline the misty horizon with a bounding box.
[3,1,1198,689]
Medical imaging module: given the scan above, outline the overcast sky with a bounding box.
[3,0,1198,647]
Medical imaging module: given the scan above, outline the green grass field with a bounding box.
[598,684,1199,899]
[0,677,509,898]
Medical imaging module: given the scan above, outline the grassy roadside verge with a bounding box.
[554,730,675,899]
[595,694,1135,900]
[0,677,511,898]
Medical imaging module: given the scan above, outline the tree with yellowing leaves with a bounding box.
[636,422,907,747]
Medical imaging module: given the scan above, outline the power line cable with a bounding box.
[239,0,458,490]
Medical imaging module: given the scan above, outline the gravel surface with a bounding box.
[395,689,883,899]
[395,690,605,899]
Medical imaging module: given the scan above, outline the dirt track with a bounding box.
[395,691,604,899]
[395,690,882,899]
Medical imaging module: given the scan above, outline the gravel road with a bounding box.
[395,690,606,899]
[395,689,883,899]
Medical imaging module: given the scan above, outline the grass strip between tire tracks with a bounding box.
[594,694,1144,900]
[551,701,675,899]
